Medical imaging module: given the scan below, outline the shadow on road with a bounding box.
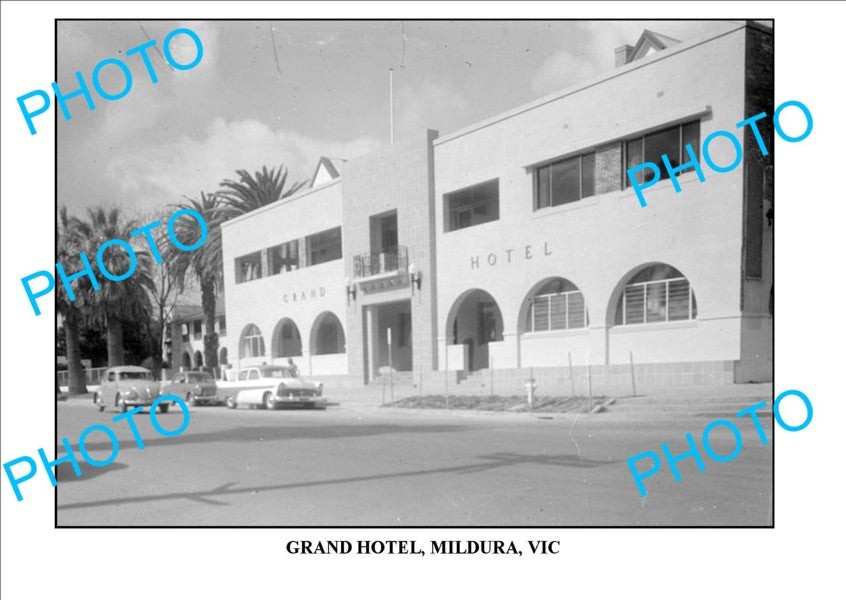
[57,451,618,514]
[56,460,129,483]
[66,422,469,453]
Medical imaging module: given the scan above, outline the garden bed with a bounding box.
[384,394,608,413]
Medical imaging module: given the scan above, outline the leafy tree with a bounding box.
[142,211,188,378]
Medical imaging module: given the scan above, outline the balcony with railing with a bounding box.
[352,245,409,288]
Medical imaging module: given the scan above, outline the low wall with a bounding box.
[416,360,737,396]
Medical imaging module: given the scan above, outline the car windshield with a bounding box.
[259,366,296,378]
[119,372,153,381]
[186,373,213,383]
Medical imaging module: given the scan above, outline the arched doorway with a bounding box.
[446,289,503,371]
[311,312,345,355]
[194,350,203,368]
[272,318,303,357]
[181,351,191,369]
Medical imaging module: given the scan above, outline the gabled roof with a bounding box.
[630,30,681,62]
[172,304,202,320]
[309,156,346,188]
[172,295,226,322]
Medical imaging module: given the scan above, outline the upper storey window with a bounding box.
[535,152,595,209]
[235,252,262,283]
[624,121,700,186]
[445,179,499,232]
[307,227,342,266]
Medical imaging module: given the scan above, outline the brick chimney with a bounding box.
[615,44,634,67]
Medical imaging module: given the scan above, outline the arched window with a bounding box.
[194,350,203,368]
[312,313,345,355]
[240,324,266,358]
[219,347,228,366]
[615,264,697,325]
[526,278,588,331]
[181,351,191,369]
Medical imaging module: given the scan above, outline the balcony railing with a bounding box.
[353,245,408,279]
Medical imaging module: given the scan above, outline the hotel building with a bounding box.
[219,22,773,393]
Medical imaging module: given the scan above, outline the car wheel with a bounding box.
[117,396,127,413]
[185,392,196,407]
[98,405,105,412]
[159,403,170,413]
[225,396,237,410]
[263,392,276,410]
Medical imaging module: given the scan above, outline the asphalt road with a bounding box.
[55,399,773,526]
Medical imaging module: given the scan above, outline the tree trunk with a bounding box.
[149,322,163,379]
[201,278,220,375]
[64,306,89,394]
[106,313,124,367]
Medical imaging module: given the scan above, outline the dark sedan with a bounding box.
[161,371,220,406]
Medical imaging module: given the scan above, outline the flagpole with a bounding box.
[389,68,394,143]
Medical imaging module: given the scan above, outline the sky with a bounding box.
[56,19,742,218]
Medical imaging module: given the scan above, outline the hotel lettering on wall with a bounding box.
[283,287,327,303]
[470,242,553,269]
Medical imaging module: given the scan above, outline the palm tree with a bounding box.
[169,164,305,375]
[168,192,225,375]
[57,206,89,394]
[69,207,155,367]
[217,164,306,214]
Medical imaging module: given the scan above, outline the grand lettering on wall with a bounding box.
[282,287,327,303]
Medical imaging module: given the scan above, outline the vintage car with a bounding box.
[161,370,220,406]
[93,366,170,413]
[217,365,324,410]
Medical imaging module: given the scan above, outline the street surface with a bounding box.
[56,399,773,526]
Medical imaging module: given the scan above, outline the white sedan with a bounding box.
[217,365,324,410]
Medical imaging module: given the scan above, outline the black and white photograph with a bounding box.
[1,2,842,598]
[51,17,774,527]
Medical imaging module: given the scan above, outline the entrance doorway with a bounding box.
[448,289,503,371]
[363,300,413,381]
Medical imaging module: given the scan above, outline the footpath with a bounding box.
[60,382,772,421]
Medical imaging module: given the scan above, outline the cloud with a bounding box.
[170,21,219,79]
[104,117,382,210]
[530,49,598,96]
[529,21,741,97]
[393,81,470,138]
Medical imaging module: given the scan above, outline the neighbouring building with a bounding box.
[168,297,231,371]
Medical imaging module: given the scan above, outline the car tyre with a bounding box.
[159,403,169,413]
[263,392,276,410]
[186,392,196,407]
[98,405,105,412]
[117,396,127,413]
[225,396,237,410]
